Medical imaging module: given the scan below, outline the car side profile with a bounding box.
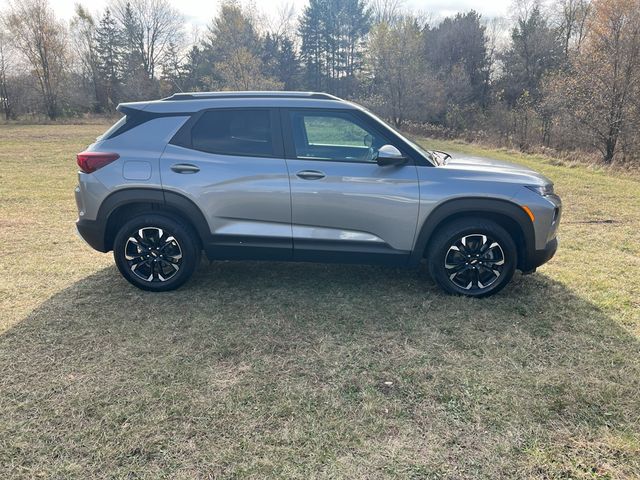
[75,91,561,297]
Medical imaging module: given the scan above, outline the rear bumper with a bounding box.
[522,237,558,274]
[76,218,108,252]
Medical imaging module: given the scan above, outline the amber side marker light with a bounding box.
[521,205,535,222]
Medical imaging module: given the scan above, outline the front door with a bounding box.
[282,109,420,265]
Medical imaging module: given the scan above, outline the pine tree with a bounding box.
[499,7,564,106]
[299,0,370,97]
[424,11,491,108]
[95,8,124,110]
[202,3,281,90]
[181,45,207,92]
[120,2,144,80]
[160,41,184,94]
[298,0,326,91]
[263,34,300,90]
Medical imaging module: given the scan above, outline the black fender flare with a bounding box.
[95,188,211,251]
[409,197,536,269]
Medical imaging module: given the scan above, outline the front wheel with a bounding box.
[427,219,517,297]
[113,214,199,291]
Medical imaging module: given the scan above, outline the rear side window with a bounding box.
[190,109,274,157]
[98,115,127,140]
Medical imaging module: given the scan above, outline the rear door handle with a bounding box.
[171,163,200,174]
[296,170,325,180]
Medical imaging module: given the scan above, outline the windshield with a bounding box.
[358,107,440,166]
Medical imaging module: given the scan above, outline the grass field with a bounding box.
[1,124,639,479]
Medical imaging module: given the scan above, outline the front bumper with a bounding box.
[522,237,558,274]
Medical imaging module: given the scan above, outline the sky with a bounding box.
[0,0,513,29]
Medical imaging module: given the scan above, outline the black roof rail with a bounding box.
[162,91,341,101]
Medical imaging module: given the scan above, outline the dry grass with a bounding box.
[0,125,639,479]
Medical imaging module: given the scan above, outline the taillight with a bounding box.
[76,152,120,173]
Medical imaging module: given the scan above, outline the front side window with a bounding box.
[289,111,390,162]
[191,109,274,157]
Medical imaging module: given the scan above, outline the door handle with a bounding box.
[296,170,325,180]
[171,163,200,174]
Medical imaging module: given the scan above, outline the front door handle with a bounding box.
[171,163,200,174]
[296,170,325,180]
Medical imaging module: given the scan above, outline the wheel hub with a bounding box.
[124,227,183,282]
[444,234,505,291]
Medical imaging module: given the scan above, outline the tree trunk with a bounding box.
[604,134,617,163]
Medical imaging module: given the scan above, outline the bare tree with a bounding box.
[0,28,15,120]
[4,0,67,119]
[71,5,103,111]
[367,16,433,126]
[551,0,640,163]
[509,0,542,23]
[111,0,184,79]
[262,2,298,39]
[551,0,592,56]
[370,0,405,24]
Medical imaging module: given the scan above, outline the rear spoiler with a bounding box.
[116,101,150,115]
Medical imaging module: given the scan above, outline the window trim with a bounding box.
[280,108,420,165]
[169,107,284,159]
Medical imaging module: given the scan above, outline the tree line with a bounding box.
[1,0,639,164]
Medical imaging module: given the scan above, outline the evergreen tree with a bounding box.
[202,3,281,90]
[160,41,184,94]
[181,45,208,92]
[116,2,157,100]
[499,7,564,106]
[298,0,326,91]
[424,11,490,108]
[119,2,144,80]
[262,33,300,90]
[95,8,124,110]
[298,0,370,97]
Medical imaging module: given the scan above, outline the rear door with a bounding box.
[282,109,420,265]
[160,108,292,260]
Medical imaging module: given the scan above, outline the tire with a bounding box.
[113,214,200,292]
[427,218,517,298]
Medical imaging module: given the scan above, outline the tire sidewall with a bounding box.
[113,214,199,292]
[428,220,517,297]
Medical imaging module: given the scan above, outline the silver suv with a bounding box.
[75,92,561,297]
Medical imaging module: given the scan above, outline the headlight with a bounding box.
[526,184,554,196]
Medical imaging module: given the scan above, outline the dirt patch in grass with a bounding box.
[0,126,639,478]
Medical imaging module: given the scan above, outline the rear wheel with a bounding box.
[427,219,517,297]
[113,214,199,291]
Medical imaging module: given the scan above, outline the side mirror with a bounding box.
[376,144,407,166]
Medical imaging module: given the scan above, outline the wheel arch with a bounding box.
[98,188,210,252]
[411,197,535,271]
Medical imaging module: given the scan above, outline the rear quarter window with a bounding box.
[98,115,127,141]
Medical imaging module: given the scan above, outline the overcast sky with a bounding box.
[0,0,512,28]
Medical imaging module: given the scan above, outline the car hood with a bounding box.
[439,153,552,186]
